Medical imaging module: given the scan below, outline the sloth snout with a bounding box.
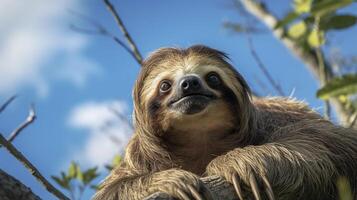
[179,75,202,95]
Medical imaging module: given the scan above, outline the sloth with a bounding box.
[93,45,357,200]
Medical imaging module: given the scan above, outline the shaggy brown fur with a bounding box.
[93,45,357,200]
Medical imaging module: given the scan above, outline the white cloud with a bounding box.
[0,0,100,97]
[68,101,133,167]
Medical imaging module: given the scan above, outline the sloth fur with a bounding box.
[93,45,357,200]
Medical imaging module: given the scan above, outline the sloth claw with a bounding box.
[175,183,213,200]
[177,188,191,200]
[232,173,244,200]
[188,184,204,200]
[249,173,261,200]
[262,175,275,200]
[231,171,275,200]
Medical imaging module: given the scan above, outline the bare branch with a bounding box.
[0,133,70,200]
[70,23,135,55]
[103,0,143,65]
[109,106,134,130]
[315,17,331,120]
[69,11,141,65]
[7,104,36,143]
[0,95,17,114]
[246,35,285,96]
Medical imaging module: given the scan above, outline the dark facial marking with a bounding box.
[204,72,240,122]
[148,99,160,118]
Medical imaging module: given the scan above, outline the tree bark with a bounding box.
[144,176,237,200]
[238,0,355,127]
[0,169,41,200]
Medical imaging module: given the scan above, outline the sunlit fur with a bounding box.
[93,45,357,200]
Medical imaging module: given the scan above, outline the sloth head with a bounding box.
[133,45,254,139]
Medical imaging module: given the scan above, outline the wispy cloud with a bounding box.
[68,101,133,167]
[0,0,100,97]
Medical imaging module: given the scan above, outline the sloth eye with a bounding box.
[159,80,171,93]
[206,72,221,86]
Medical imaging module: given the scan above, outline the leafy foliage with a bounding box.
[294,0,313,14]
[288,21,307,38]
[320,15,357,30]
[271,0,357,115]
[307,29,325,47]
[276,0,355,48]
[52,162,100,200]
[311,0,354,17]
[105,154,122,171]
[337,176,353,200]
[52,155,122,200]
[317,74,357,100]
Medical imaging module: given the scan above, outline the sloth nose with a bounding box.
[180,76,202,93]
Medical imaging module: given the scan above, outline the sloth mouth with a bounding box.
[169,93,216,115]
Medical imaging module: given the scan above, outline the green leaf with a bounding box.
[308,29,325,47]
[275,11,301,29]
[76,165,84,182]
[51,175,70,190]
[317,74,357,100]
[83,167,100,185]
[67,162,77,178]
[294,0,313,14]
[111,155,122,167]
[288,21,307,38]
[311,0,354,16]
[321,15,357,30]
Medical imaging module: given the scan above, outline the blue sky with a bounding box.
[0,0,356,199]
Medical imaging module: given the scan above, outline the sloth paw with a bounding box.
[149,169,213,200]
[206,164,275,200]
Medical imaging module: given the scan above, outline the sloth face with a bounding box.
[163,72,218,115]
[136,46,251,134]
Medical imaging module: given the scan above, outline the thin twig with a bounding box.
[70,24,134,56]
[0,95,17,114]
[246,35,285,96]
[69,11,140,66]
[349,113,357,128]
[103,0,143,65]
[0,133,70,200]
[7,104,36,143]
[315,17,331,120]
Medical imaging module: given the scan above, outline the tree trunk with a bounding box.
[0,169,41,200]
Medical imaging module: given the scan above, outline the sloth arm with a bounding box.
[93,137,213,200]
[206,98,357,199]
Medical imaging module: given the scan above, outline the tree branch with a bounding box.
[0,95,17,114]
[238,0,354,126]
[7,104,36,143]
[103,0,143,65]
[0,134,70,200]
[246,34,285,96]
[349,112,357,129]
[144,176,237,200]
